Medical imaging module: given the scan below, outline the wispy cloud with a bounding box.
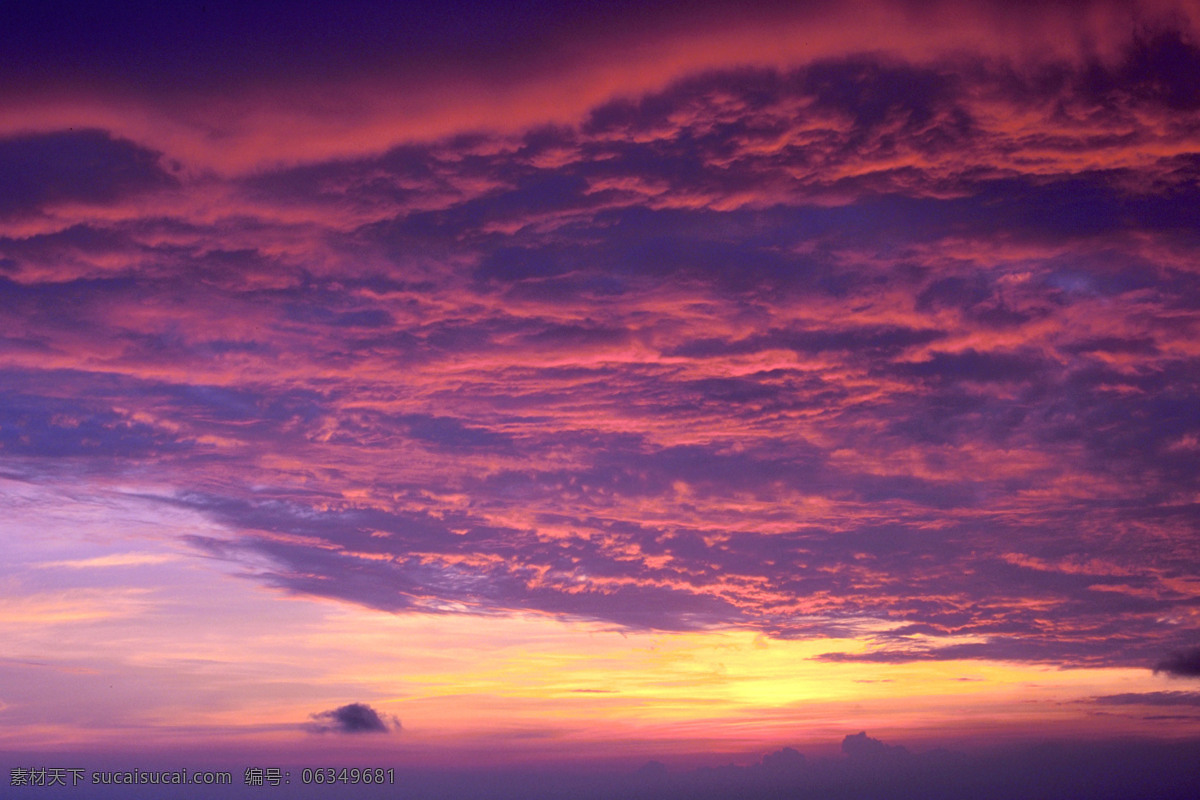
[1090,691,1200,706]
[36,553,178,569]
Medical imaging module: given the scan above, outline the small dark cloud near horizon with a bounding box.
[1154,647,1200,678]
[306,702,396,734]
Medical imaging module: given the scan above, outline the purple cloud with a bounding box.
[306,703,396,734]
[1090,692,1200,706]
[1155,648,1200,678]
[4,17,1199,673]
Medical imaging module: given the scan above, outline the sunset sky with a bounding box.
[3,1,1200,797]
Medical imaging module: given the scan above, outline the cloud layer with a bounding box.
[2,1,1198,672]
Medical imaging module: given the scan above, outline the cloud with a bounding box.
[1090,691,1200,706]
[1155,647,1200,678]
[306,703,396,734]
[0,386,188,459]
[36,553,176,569]
[4,7,1200,673]
[0,129,176,218]
[760,746,806,774]
[841,731,909,761]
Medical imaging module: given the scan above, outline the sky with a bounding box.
[2,1,1200,797]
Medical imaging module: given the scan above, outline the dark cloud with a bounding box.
[0,130,176,217]
[803,56,967,145]
[306,702,395,734]
[0,390,185,459]
[1082,27,1200,111]
[668,325,946,360]
[396,413,516,451]
[1090,691,1200,706]
[1154,647,1200,678]
[283,302,395,329]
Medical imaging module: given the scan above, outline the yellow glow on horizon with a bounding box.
[303,604,1182,751]
[1,481,1193,760]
